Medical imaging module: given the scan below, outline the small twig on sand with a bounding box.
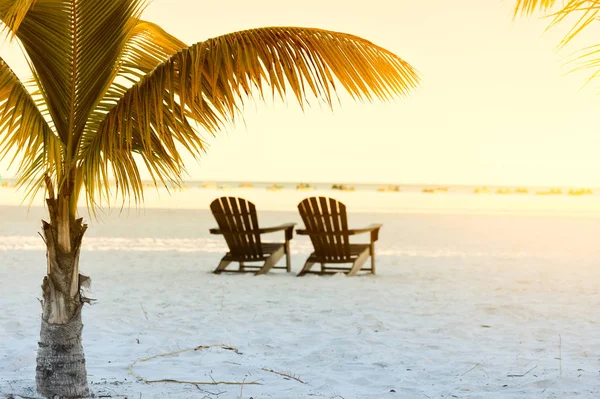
[508,365,538,378]
[128,344,253,386]
[558,335,563,377]
[195,385,225,396]
[142,378,260,386]
[224,361,241,366]
[140,304,149,320]
[220,287,225,311]
[461,363,480,377]
[260,368,305,384]
[132,344,240,366]
[238,376,246,399]
[461,363,488,378]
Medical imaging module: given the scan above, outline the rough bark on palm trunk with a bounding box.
[36,197,90,398]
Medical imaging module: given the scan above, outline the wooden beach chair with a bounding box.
[209,197,295,275]
[296,197,382,276]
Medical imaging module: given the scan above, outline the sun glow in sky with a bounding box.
[2,0,600,186]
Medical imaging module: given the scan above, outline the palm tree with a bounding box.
[0,0,418,397]
[514,0,600,83]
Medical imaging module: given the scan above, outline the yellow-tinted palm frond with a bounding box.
[78,26,419,206]
[515,1,600,45]
[82,20,187,151]
[7,0,146,154]
[0,57,63,197]
[1,0,37,37]
[120,20,187,76]
[515,1,600,85]
[565,43,600,87]
[552,1,600,47]
[514,0,558,16]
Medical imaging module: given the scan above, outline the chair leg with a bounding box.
[285,240,291,272]
[370,242,376,275]
[214,258,232,274]
[256,246,285,275]
[297,260,316,277]
[239,261,245,272]
[348,248,370,276]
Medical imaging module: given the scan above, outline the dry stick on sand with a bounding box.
[260,368,305,384]
[558,334,563,377]
[220,287,225,311]
[461,363,488,378]
[141,378,260,386]
[195,385,226,396]
[507,365,538,378]
[238,376,247,399]
[128,344,260,386]
[140,304,149,320]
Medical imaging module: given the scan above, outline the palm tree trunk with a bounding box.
[36,196,90,398]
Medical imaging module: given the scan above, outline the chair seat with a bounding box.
[306,244,370,264]
[223,242,285,262]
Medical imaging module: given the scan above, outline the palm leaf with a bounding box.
[515,1,600,46]
[120,20,187,76]
[0,0,37,37]
[515,1,600,85]
[0,57,62,198]
[5,0,146,157]
[82,20,187,158]
[514,0,558,16]
[78,26,419,205]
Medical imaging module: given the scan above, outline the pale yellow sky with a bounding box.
[2,0,600,186]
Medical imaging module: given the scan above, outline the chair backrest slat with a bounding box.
[298,197,351,262]
[239,197,261,258]
[307,197,326,257]
[210,197,263,260]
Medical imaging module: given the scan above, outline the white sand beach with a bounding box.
[1,188,599,398]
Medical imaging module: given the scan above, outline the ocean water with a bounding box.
[0,200,598,265]
[1,183,598,275]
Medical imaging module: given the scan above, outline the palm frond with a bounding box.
[120,20,187,76]
[78,26,419,206]
[515,1,600,46]
[9,0,146,155]
[1,0,37,37]
[0,57,63,197]
[551,1,600,47]
[564,43,600,90]
[514,0,558,16]
[82,20,187,154]
[515,1,600,85]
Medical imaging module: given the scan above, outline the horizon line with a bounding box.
[2,176,598,190]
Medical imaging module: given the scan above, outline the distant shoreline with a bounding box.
[2,185,599,217]
[1,177,598,192]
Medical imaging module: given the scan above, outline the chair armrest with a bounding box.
[258,222,295,234]
[259,223,296,241]
[210,223,296,240]
[297,224,382,242]
[348,224,382,242]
